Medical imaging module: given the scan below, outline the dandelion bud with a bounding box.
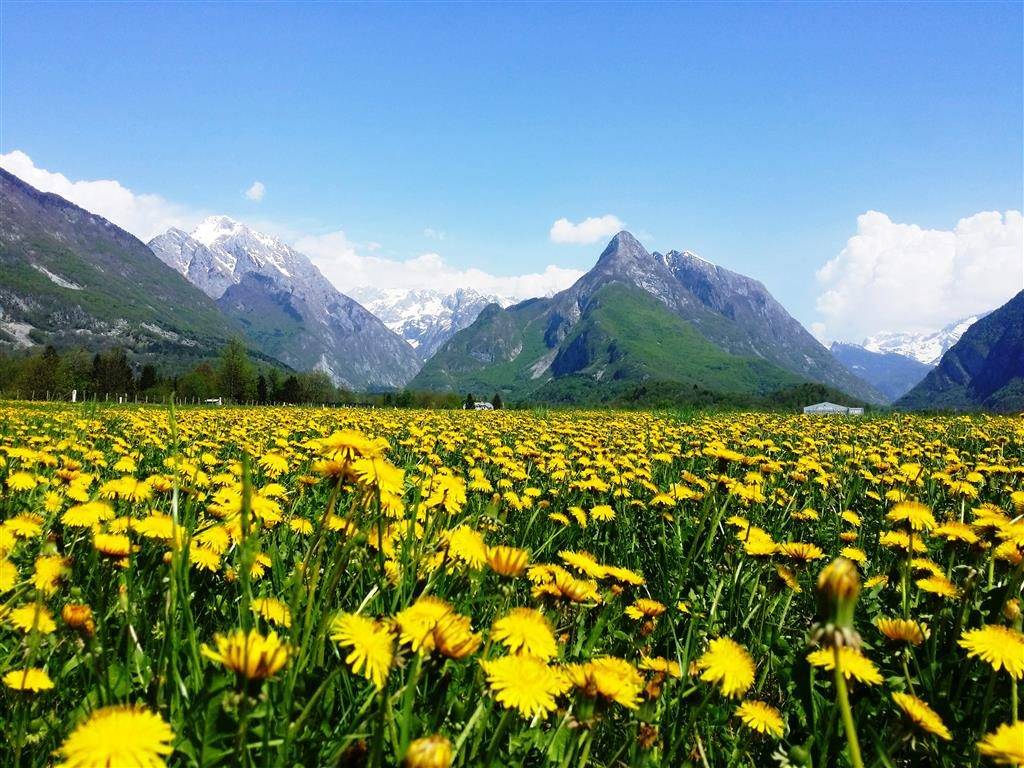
[817,558,860,625]
[1004,598,1022,624]
[404,735,453,768]
[812,557,861,649]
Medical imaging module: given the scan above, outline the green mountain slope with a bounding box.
[413,232,880,405]
[897,291,1024,412]
[0,168,247,367]
[414,283,808,404]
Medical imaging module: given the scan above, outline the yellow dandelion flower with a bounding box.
[61,501,114,528]
[491,608,558,660]
[639,655,682,678]
[252,597,292,628]
[201,628,290,680]
[3,667,54,692]
[7,604,56,634]
[486,545,529,577]
[876,617,928,646]
[94,533,131,558]
[564,656,645,709]
[480,654,567,719]
[62,603,95,636]
[445,526,488,569]
[0,558,16,592]
[624,598,667,621]
[778,542,825,562]
[977,721,1024,765]
[916,574,960,600]
[431,612,481,660]
[395,596,454,653]
[55,704,173,768]
[331,613,394,689]
[887,501,936,531]
[6,471,38,492]
[696,638,756,698]
[735,700,784,737]
[806,647,883,685]
[892,692,951,740]
[959,625,1024,679]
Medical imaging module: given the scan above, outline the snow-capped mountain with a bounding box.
[863,315,983,366]
[149,216,310,300]
[149,217,421,390]
[352,287,512,360]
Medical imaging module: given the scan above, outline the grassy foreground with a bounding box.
[1,403,1022,767]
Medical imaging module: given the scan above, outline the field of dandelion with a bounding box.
[1,403,1022,768]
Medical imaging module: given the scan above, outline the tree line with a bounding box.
[0,339,500,409]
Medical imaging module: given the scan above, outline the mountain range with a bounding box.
[412,232,885,404]
[862,316,983,365]
[0,168,246,365]
[351,287,512,360]
[897,290,1024,412]
[3,165,1018,411]
[148,218,420,390]
[829,343,932,401]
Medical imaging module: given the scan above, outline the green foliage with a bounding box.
[217,338,257,403]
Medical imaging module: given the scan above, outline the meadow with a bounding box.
[1,403,1022,767]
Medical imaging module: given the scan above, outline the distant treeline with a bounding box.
[0,340,465,408]
[0,342,866,412]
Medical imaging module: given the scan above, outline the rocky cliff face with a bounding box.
[150,218,421,390]
[898,291,1024,412]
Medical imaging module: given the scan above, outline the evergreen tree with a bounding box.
[138,364,158,392]
[266,368,283,401]
[280,375,302,403]
[217,338,256,403]
[491,391,503,409]
[256,373,269,404]
[91,348,135,395]
[464,392,476,410]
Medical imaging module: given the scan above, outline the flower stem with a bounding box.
[833,646,864,768]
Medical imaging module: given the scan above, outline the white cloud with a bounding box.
[0,150,200,241]
[815,210,1023,342]
[550,214,624,245]
[294,230,583,300]
[245,181,265,202]
[1,150,584,302]
[423,227,445,241]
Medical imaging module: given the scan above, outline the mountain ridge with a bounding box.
[352,286,512,360]
[413,231,885,404]
[862,315,982,365]
[149,219,421,390]
[897,291,1024,412]
[829,342,931,401]
[0,168,251,366]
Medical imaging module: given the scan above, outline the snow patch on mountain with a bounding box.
[863,315,983,366]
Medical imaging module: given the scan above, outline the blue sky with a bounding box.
[2,1,1021,340]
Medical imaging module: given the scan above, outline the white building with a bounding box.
[803,401,863,415]
[473,401,494,410]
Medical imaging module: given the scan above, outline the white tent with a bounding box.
[803,402,862,415]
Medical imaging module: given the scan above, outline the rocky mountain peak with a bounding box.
[595,230,650,267]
